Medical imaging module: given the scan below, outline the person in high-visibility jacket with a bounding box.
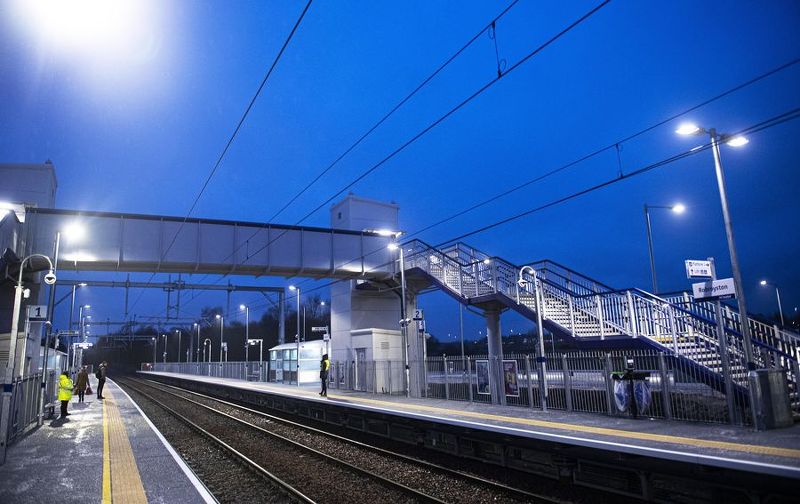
[58,372,74,418]
[319,354,330,397]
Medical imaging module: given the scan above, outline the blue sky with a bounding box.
[2,1,798,341]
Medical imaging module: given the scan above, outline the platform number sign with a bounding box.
[413,309,424,321]
[27,305,47,322]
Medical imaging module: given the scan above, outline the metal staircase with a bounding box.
[403,239,800,405]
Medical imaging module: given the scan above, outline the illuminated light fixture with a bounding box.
[288,285,297,291]
[726,135,749,147]
[215,314,221,320]
[78,282,88,287]
[387,243,399,251]
[62,252,97,262]
[63,223,86,241]
[483,258,491,265]
[320,301,325,306]
[675,123,701,135]
[239,304,246,311]
[760,280,768,286]
[671,203,686,214]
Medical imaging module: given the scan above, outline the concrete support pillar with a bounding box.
[486,308,505,405]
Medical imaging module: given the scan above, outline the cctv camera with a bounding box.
[43,271,57,285]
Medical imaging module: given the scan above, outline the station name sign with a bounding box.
[692,278,736,301]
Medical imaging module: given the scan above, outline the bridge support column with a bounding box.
[486,308,506,406]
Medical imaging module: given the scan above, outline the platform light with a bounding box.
[63,222,86,241]
[78,282,88,287]
[483,258,491,265]
[760,280,768,286]
[288,285,297,291]
[676,123,701,135]
[671,203,686,214]
[387,243,399,251]
[726,135,749,147]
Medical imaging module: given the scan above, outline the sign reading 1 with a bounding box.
[27,305,47,321]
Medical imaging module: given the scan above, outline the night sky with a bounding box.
[2,1,798,344]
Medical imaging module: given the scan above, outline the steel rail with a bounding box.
[134,377,567,504]
[121,380,314,504]
[123,378,448,504]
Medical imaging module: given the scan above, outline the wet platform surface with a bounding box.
[142,371,800,479]
[0,377,215,504]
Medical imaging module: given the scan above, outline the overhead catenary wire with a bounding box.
[181,0,523,293]
[179,58,800,317]
[127,0,314,313]
[239,0,612,268]
[246,106,800,311]
[178,0,607,311]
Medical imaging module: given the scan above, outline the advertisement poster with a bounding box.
[503,360,519,397]
[476,359,490,395]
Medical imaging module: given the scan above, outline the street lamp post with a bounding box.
[388,241,410,398]
[240,304,249,362]
[175,329,182,363]
[77,305,91,369]
[643,203,686,294]
[0,253,55,464]
[289,286,300,386]
[203,338,212,363]
[215,314,224,364]
[151,337,156,367]
[193,322,200,363]
[760,280,785,327]
[677,123,758,426]
[162,334,168,363]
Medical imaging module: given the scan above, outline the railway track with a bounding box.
[121,376,566,504]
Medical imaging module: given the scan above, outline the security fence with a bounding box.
[5,371,58,446]
[145,348,761,425]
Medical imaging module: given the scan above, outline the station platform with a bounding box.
[141,371,800,481]
[0,376,214,504]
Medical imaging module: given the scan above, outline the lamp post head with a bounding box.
[387,243,399,251]
[63,223,86,242]
[760,280,768,286]
[482,258,491,265]
[78,282,88,287]
[726,135,749,147]
[320,301,325,306]
[83,304,91,309]
[239,304,246,311]
[671,203,686,214]
[288,285,297,291]
[676,123,701,136]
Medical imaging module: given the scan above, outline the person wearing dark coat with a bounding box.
[75,367,89,403]
[96,362,107,400]
[319,354,330,397]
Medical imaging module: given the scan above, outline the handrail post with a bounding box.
[533,271,548,411]
[596,294,605,340]
[658,353,673,420]
[444,356,450,400]
[626,290,638,337]
[525,354,535,409]
[467,357,474,403]
[562,354,573,412]
[568,296,576,338]
[669,306,679,353]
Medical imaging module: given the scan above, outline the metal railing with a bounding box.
[144,347,752,425]
[402,239,799,412]
[5,371,57,446]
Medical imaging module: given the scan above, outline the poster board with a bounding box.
[503,360,519,397]
[475,359,490,395]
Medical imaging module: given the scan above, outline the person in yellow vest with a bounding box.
[58,371,74,418]
[319,354,330,397]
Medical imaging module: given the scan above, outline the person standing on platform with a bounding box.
[58,372,73,418]
[96,361,107,400]
[75,366,89,403]
[319,354,330,397]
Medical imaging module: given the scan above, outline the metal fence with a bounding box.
[6,371,58,446]
[145,348,755,425]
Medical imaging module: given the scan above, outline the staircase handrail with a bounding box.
[529,259,615,293]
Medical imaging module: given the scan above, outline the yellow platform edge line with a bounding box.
[102,397,112,504]
[271,384,800,460]
[106,388,148,503]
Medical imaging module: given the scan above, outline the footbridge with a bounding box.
[401,239,800,415]
[11,207,395,279]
